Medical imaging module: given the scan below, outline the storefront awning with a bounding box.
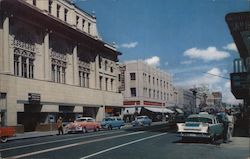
[144,107,174,114]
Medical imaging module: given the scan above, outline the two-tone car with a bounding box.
[177,113,223,142]
[132,116,152,127]
[65,117,101,134]
[101,117,125,130]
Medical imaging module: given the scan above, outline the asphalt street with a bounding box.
[0,124,249,159]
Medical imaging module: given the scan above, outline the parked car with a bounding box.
[101,117,125,130]
[0,126,16,143]
[65,117,101,133]
[132,116,152,127]
[177,113,223,142]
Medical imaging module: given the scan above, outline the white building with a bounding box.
[176,88,195,114]
[119,60,176,117]
[0,0,122,132]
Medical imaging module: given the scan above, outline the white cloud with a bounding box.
[180,60,193,65]
[144,56,160,67]
[175,67,222,87]
[223,43,238,52]
[184,47,230,62]
[175,68,242,105]
[120,42,138,49]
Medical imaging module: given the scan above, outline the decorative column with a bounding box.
[95,55,100,89]
[44,30,51,81]
[3,15,10,73]
[72,45,79,85]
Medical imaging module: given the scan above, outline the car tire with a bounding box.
[1,137,8,143]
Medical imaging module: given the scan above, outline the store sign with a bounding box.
[28,93,41,104]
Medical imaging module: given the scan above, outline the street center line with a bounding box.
[80,132,168,159]
[0,130,124,152]
[8,131,145,159]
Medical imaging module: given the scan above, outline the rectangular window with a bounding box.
[130,73,136,80]
[21,57,27,78]
[14,55,19,76]
[105,61,108,71]
[62,67,65,84]
[149,89,151,98]
[111,79,114,91]
[57,66,60,83]
[105,78,108,91]
[57,5,60,18]
[86,73,89,88]
[52,64,55,82]
[99,76,102,90]
[82,19,85,31]
[130,88,136,97]
[49,0,53,14]
[33,0,36,6]
[118,74,121,82]
[64,9,68,22]
[88,22,91,33]
[153,77,155,85]
[76,16,79,26]
[148,75,151,83]
[29,59,34,79]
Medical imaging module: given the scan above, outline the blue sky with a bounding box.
[75,0,248,104]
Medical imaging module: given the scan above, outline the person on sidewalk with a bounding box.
[57,116,64,135]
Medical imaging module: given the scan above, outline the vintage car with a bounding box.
[0,126,16,143]
[101,117,125,130]
[177,113,223,142]
[132,116,152,127]
[65,117,101,133]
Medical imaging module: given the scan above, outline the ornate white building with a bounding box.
[0,0,122,132]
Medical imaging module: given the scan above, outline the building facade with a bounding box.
[176,88,195,115]
[120,61,175,112]
[0,0,122,132]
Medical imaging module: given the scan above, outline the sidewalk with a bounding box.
[9,130,58,141]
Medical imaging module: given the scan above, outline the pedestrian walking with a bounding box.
[57,116,64,135]
[222,111,229,143]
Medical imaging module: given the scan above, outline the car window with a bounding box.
[186,117,212,124]
[76,118,87,122]
[87,119,94,122]
[137,117,144,120]
[117,118,122,121]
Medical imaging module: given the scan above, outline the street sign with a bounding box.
[28,93,41,104]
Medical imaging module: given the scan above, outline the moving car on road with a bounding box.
[132,116,152,127]
[177,113,223,142]
[101,117,125,130]
[0,126,16,143]
[65,117,101,134]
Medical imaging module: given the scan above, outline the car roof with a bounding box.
[77,117,94,120]
[188,114,215,120]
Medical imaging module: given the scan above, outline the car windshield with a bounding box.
[186,117,212,124]
[136,116,145,120]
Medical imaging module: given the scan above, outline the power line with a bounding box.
[203,72,230,80]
